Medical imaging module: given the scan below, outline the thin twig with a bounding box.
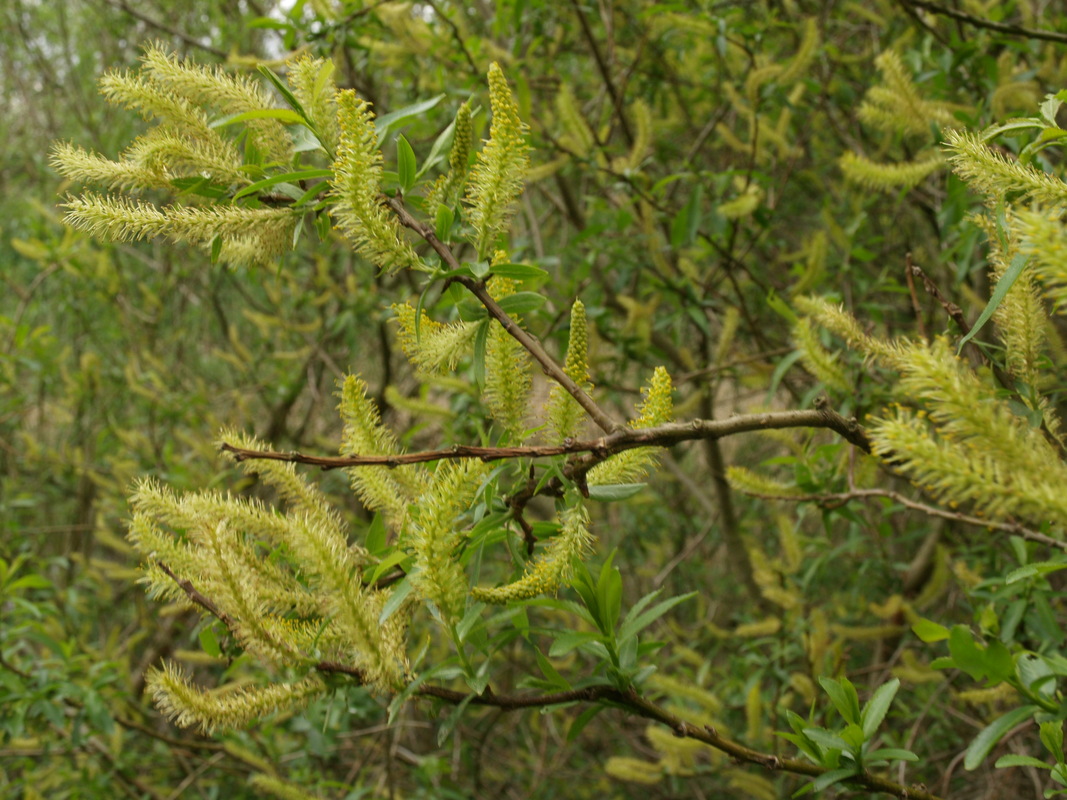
[741,486,1064,551]
[100,0,228,58]
[384,195,622,434]
[902,0,1067,44]
[910,257,1067,459]
[908,258,970,336]
[566,0,634,146]
[904,252,929,341]
[423,0,479,74]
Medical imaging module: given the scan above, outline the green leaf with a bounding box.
[1018,653,1057,698]
[1006,561,1067,584]
[670,184,703,247]
[766,349,803,401]
[912,617,950,642]
[1041,721,1065,761]
[548,631,602,657]
[567,705,605,741]
[290,124,324,153]
[8,574,51,591]
[587,483,646,501]
[374,95,446,146]
[803,726,851,752]
[867,747,919,762]
[618,592,697,643]
[232,169,333,201]
[861,678,899,739]
[980,118,1045,141]
[811,767,859,792]
[365,513,387,554]
[397,134,417,193]
[957,253,1029,353]
[596,558,623,635]
[456,602,486,642]
[948,625,988,680]
[172,176,231,199]
[1041,95,1064,127]
[437,693,475,746]
[948,626,1013,683]
[489,263,549,281]
[995,754,1052,769]
[198,625,221,658]
[839,722,866,751]
[248,17,292,31]
[819,676,861,726]
[213,108,306,127]
[533,649,571,690]
[434,203,454,242]
[379,579,413,624]
[472,319,490,386]
[964,705,1041,770]
[369,550,409,583]
[778,731,823,762]
[497,292,547,315]
[418,116,457,178]
[766,290,798,324]
[257,65,307,119]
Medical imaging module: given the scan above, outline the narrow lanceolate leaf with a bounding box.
[957,252,1029,352]
[465,63,530,259]
[861,678,899,739]
[964,705,1042,770]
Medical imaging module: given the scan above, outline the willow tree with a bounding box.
[52,43,1067,799]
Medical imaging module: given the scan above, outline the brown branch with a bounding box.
[902,0,1067,44]
[99,0,228,58]
[904,252,929,342]
[908,257,970,336]
[566,0,634,146]
[221,402,871,471]
[423,0,480,75]
[155,561,235,629]
[383,195,623,434]
[742,486,1065,551]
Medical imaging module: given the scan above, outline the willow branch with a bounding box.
[740,486,1064,550]
[322,667,940,799]
[384,195,623,435]
[159,561,938,800]
[423,0,480,74]
[101,0,228,57]
[902,0,1067,44]
[221,401,871,470]
[566,0,634,146]
[155,561,235,629]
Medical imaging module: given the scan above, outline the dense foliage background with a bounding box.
[5,1,1067,798]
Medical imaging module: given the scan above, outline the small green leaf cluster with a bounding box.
[544,552,696,694]
[781,676,917,794]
